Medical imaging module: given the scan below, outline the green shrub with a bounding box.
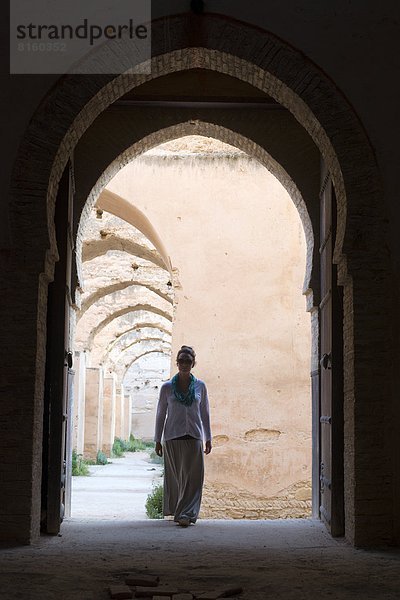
[112,438,125,457]
[149,450,164,465]
[111,436,155,456]
[145,483,164,519]
[119,437,131,451]
[125,434,155,453]
[127,436,147,452]
[143,440,156,450]
[72,449,90,476]
[96,450,108,465]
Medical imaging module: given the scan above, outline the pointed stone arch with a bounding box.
[114,340,172,380]
[106,332,172,366]
[122,349,172,380]
[91,317,173,366]
[82,236,167,269]
[78,281,173,319]
[96,189,172,272]
[87,305,173,350]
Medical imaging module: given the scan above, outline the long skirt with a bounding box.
[163,438,204,523]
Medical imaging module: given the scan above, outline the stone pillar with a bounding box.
[83,367,104,460]
[119,385,125,440]
[115,385,124,440]
[102,374,116,456]
[124,393,131,440]
[73,351,86,455]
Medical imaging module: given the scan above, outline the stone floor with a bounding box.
[1,455,399,599]
[1,518,399,600]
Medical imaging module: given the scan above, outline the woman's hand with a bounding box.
[204,440,212,455]
[155,442,163,457]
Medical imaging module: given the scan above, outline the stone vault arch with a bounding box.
[79,281,173,318]
[122,349,173,380]
[95,189,172,273]
[87,305,173,350]
[82,236,167,269]
[91,316,173,366]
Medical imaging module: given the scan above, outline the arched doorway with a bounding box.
[72,132,314,521]
[7,14,391,546]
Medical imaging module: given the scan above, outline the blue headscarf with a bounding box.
[171,373,197,406]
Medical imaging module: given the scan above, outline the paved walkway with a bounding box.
[71,451,163,520]
[1,455,399,599]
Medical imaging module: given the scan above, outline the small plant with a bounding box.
[112,438,125,457]
[110,435,155,456]
[126,434,155,453]
[118,437,131,451]
[72,449,90,476]
[96,450,108,465]
[145,483,164,519]
[127,435,147,452]
[143,440,156,450]
[148,450,164,465]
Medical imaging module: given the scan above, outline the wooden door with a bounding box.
[41,160,74,533]
[63,159,75,519]
[319,161,344,536]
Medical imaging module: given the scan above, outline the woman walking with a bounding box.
[154,346,212,527]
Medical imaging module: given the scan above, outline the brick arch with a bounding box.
[122,349,172,381]
[112,336,172,359]
[82,236,167,269]
[95,189,172,273]
[104,331,172,369]
[79,281,173,318]
[100,321,172,363]
[87,304,173,350]
[8,13,392,545]
[113,339,172,380]
[76,284,172,347]
[76,189,173,289]
[92,318,173,366]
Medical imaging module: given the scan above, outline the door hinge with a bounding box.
[320,352,331,370]
[320,415,332,424]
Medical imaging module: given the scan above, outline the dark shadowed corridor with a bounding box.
[1,519,399,599]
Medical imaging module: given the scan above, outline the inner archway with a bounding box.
[71,130,315,521]
[111,134,313,519]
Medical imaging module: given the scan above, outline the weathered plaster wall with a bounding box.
[107,136,312,517]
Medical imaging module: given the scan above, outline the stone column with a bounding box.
[124,393,132,440]
[115,385,124,440]
[119,385,125,440]
[102,373,116,456]
[83,367,104,460]
[73,351,86,455]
